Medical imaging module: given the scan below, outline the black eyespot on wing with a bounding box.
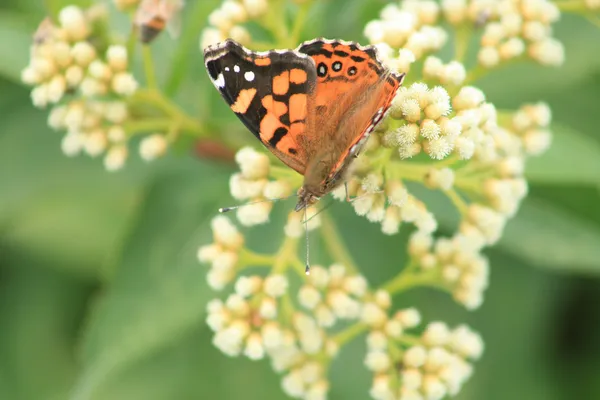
[348,66,357,76]
[317,62,328,77]
[332,61,342,72]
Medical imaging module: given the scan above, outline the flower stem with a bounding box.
[142,45,157,89]
[382,267,443,295]
[334,322,368,347]
[290,0,313,43]
[454,25,472,63]
[240,249,276,267]
[465,65,489,84]
[122,118,175,134]
[129,89,205,137]
[273,236,299,274]
[555,0,589,13]
[320,213,360,274]
[444,188,469,216]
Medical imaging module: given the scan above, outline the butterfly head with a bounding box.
[295,186,320,212]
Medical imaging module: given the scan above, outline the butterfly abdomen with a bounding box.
[140,16,166,43]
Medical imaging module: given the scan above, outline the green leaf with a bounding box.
[498,196,600,274]
[525,124,600,187]
[0,11,36,83]
[0,94,143,279]
[70,162,231,400]
[0,253,88,400]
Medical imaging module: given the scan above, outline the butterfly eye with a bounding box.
[348,66,357,76]
[332,61,342,72]
[317,62,327,77]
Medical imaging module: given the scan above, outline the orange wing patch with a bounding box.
[289,94,307,123]
[254,57,271,66]
[261,95,288,116]
[272,71,290,95]
[230,88,257,113]
[290,69,307,84]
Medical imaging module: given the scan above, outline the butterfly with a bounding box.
[134,0,185,43]
[203,38,405,211]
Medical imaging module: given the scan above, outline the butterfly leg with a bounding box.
[344,181,384,203]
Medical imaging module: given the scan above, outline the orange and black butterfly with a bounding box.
[134,0,185,43]
[203,38,405,211]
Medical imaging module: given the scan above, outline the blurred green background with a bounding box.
[1,1,600,399]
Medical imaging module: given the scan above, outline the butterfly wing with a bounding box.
[203,39,317,175]
[296,38,404,190]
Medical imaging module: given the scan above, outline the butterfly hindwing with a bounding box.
[203,40,317,174]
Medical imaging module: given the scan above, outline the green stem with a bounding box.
[272,235,300,274]
[382,267,444,295]
[290,1,313,43]
[261,0,292,47]
[320,213,360,274]
[387,160,428,181]
[334,322,368,347]
[397,334,422,347]
[142,45,157,89]
[122,118,175,134]
[464,65,490,85]
[454,25,472,63]
[555,0,590,13]
[444,188,469,216]
[240,249,276,267]
[126,21,137,60]
[130,89,205,137]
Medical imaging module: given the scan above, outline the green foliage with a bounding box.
[1,1,600,400]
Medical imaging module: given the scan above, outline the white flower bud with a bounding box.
[112,72,138,96]
[106,45,128,71]
[59,5,89,40]
[71,41,97,66]
[140,134,168,161]
[104,145,128,171]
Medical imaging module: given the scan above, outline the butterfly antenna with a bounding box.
[303,197,336,223]
[218,195,295,213]
[304,206,310,275]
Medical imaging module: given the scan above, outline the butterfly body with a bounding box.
[203,38,404,211]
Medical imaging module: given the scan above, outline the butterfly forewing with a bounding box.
[203,40,318,174]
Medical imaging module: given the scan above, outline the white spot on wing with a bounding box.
[214,73,225,88]
[233,65,240,73]
[224,67,230,71]
[244,71,255,81]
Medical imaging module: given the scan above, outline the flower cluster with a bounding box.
[298,264,367,327]
[198,215,245,290]
[229,147,292,226]
[199,223,484,400]
[442,0,564,67]
[21,3,187,170]
[200,0,269,49]
[368,317,483,400]
[511,102,552,156]
[21,6,140,170]
[364,1,447,59]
